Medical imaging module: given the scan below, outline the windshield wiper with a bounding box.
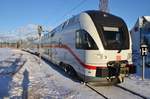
[117,42,122,53]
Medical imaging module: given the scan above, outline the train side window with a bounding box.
[76,30,98,50]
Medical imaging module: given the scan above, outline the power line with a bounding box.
[62,0,87,17]
[53,0,87,26]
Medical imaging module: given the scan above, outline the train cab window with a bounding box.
[76,30,98,50]
[102,26,129,50]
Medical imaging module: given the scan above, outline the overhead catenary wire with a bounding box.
[53,0,87,27]
[62,0,87,17]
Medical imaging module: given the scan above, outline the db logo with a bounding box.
[116,55,121,61]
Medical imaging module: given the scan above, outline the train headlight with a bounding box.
[96,54,107,59]
[96,54,103,59]
[104,55,107,59]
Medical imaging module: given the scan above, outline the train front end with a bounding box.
[79,11,136,84]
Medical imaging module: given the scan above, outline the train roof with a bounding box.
[84,10,125,27]
[85,10,121,19]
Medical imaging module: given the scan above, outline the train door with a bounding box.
[75,30,86,75]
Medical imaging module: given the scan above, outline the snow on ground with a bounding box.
[0,48,13,61]
[0,48,103,99]
[119,75,150,98]
[0,52,26,75]
[0,49,26,98]
[0,48,150,99]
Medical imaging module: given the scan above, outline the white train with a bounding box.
[31,10,136,84]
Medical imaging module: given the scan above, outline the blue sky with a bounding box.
[0,0,150,35]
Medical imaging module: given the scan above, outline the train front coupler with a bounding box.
[107,61,129,83]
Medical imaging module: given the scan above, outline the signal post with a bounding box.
[140,43,148,80]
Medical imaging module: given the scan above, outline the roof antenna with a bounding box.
[99,0,109,13]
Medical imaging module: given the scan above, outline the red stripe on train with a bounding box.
[42,45,98,70]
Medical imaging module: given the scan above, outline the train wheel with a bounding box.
[66,65,77,77]
[59,62,67,71]
[59,62,77,78]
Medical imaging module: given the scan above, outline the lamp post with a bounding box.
[38,25,43,65]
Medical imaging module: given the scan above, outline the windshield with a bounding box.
[102,26,124,50]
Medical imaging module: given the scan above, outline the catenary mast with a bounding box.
[99,0,109,13]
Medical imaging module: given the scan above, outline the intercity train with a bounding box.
[30,10,136,84]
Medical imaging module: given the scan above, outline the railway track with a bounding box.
[86,83,109,99]
[86,82,148,99]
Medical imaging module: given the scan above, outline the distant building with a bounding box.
[131,16,150,66]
